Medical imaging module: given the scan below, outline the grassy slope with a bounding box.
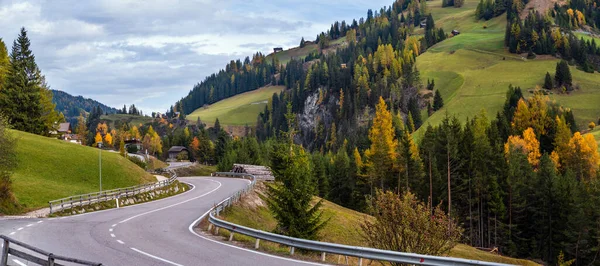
[589,127,600,153]
[219,185,538,265]
[10,130,155,212]
[416,0,600,139]
[100,114,153,129]
[266,43,319,64]
[187,85,285,126]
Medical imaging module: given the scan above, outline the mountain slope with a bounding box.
[415,0,600,138]
[187,85,284,126]
[51,89,118,118]
[7,130,155,213]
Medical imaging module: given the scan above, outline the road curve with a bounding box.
[0,177,323,266]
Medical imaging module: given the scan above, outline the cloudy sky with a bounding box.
[0,0,388,113]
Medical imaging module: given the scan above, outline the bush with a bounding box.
[128,155,147,170]
[0,115,21,214]
[589,122,596,131]
[361,190,462,260]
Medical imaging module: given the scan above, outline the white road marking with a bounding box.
[110,234,116,238]
[13,259,27,266]
[112,224,117,227]
[119,180,221,224]
[117,240,125,244]
[187,180,324,266]
[26,223,34,227]
[37,221,43,224]
[17,227,23,231]
[109,228,113,232]
[9,232,15,235]
[130,247,184,266]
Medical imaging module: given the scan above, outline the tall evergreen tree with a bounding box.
[554,60,572,88]
[433,90,444,111]
[543,72,553,89]
[0,27,58,135]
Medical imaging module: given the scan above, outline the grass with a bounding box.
[187,85,285,126]
[100,114,153,129]
[8,130,155,213]
[216,182,538,265]
[589,127,600,153]
[266,43,318,65]
[415,0,600,139]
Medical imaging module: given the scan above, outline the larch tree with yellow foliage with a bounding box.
[562,132,600,182]
[504,127,541,168]
[365,97,398,192]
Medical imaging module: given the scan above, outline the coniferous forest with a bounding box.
[168,0,600,264]
[0,0,599,264]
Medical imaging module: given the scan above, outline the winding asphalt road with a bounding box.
[0,177,322,266]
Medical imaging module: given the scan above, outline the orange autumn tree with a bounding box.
[505,127,541,168]
[365,97,398,191]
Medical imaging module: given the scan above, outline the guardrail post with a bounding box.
[254,239,260,249]
[48,253,55,266]
[228,232,234,241]
[358,257,362,266]
[207,224,213,232]
[214,227,219,235]
[1,239,9,266]
[321,252,326,262]
[290,246,295,255]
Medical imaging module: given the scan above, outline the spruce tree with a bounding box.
[543,72,553,89]
[264,143,326,240]
[433,90,444,111]
[0,27,55,135]
[554,60,572,88]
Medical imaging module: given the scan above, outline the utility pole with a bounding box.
[99,142,103,192]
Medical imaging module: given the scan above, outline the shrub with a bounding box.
[589,122,596,131]
[361,190,462,260]
[128,155,147,170]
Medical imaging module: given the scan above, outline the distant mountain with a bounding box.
[51,89,118,119]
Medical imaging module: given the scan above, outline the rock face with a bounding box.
[296,89,336,150]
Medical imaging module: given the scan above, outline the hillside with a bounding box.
[217,183,538,265]
[7,130,155,213]
[415,0,600,138]
[51,89,118,118]
[100,113,154,129]
[187,85,284,126]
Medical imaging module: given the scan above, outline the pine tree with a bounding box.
[543,72,553,89]
[555,60,572,88]
[300,37,306,48]
[0,27,57,135]
[264,143,327,240]
[433,90,444,111]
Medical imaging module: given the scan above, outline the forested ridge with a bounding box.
[164,0,600,264]
[51,89,118,124]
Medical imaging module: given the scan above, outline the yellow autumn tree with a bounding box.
[94,132,102,147]
[553,116,572,169]
[104,132,113,147]
[364,97,398,191]
[96,122,108,135]
[130,126,141,140]
[562,132,600,181]
[511,93,550,136]
[504,127,541,168]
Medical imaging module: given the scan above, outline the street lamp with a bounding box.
[98,141,103,192]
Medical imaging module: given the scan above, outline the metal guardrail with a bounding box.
[49,170,178,214]
[207,172,514,266]
[1,235,102,266]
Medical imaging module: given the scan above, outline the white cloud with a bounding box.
[0,0,389,112]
